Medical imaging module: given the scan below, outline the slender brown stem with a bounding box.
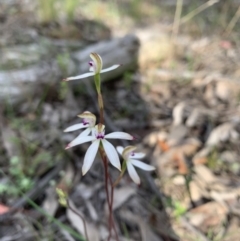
[106,166,113,241]
[95,74,118,240]
[99,148,112,240]
[99,148,119,241]
[113,162,126,187]
[109,177,120,241]
[67,199,89,241]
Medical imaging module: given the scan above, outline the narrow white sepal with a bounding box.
[116,146,124,155]
[130,159,155,171]
[105,132,133,140]
[100,65,120,73]
[79,128,91,137]
[102,140,121,171]
[66,136,95,149]
[64,123,88,132]
[82,140,100,175]
[130,153,145,159]
[66,72,95,81]
[126,161,140,184]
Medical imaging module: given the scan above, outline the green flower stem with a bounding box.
[94,73,104,124]
[113,160,127,187]
[94,73,101,94]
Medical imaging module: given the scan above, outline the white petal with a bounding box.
[130,152,145,159]
[130,159,155,171]
[126,161,140,184]
[64,72,95,81]
[102,140,121,171]
[66,136,95,149]
[82,140,100,175]
[100,65,120,73]
[79,128,91,137]
[89,66,94,72]
[105,132,133,140]
[116,146,124,155]
[64,123,88,132]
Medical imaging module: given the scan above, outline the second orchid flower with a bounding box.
[65,122,134,176]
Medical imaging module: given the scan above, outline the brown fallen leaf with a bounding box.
[206,122,239,146]
[174,152,188,175]
[158,139,170,152]
[157,138,201,177]
[187,201,228,232]
[194,165,217,185]
[193,147,212,165]
[193,157,208,165]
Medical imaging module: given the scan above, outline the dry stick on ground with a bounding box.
[179,0,219,25]
[224,4,240,37]
[171,0,183,44]
[67,199,89,241]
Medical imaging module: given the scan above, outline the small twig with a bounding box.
[67,200,89,241]
[171,0,183,44]
[180,0,219,25]
[224,4,240,37]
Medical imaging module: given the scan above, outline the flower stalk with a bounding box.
[94,73,101,94]
[63,53,153,240]
[113,161,127,187]
[99,146,119,241]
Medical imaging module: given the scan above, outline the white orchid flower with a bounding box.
[64,53,120,81]
[64,111,96,137]
[65,124,134,175]
[117,146,155,185]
